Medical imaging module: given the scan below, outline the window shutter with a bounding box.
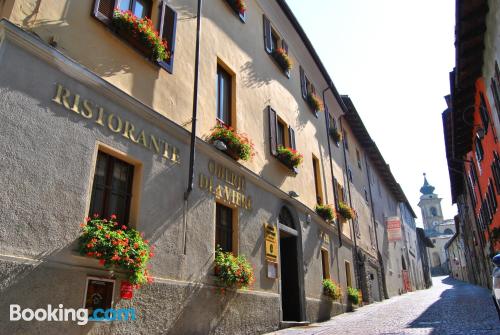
[158,2,177,71]
[268,106,278,156]
[263,15,272,54]
[282,39,288,54]
[93,0,117,24]
[300,66,307,99]
[288,126,296,150]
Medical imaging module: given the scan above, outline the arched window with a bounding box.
[279,207,295,230]
[430,207,437,216]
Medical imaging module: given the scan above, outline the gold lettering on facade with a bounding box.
[51,83,181,165]
[82,100,94,119]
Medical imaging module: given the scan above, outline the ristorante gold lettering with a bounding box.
[52,83,180,164]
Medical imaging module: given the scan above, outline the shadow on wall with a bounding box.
[407,277,498,335]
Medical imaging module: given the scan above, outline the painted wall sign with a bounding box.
[52,83,180,164]
[386,217,402,242]
[264,223,278,262]
[199,160,252,210]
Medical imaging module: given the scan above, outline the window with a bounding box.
[479,93,490,134]
[345,261,352,287]
[93,0,178,73]
[475,138,484,162]
[334,178,346,203]
[223,0,246,22]
[492,152,500,195]
[118,0,150,18]
[312,155,323,204]
[347,167,353,182]
[299,66,321,115]
[84,277,114,315]
[364,188,369,202]
[343,130,349,151]
[216,65,232,126]
[268,106,296,156]
[430,207,437,216]
[89,151,134,225]
[353,216,360,237]
[215,203,234,253]
[321,249,330,280]
[263,15,290,76]
[356,149,362,170]
[492,61,500,121]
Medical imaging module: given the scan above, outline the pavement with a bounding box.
[266,276,500,335]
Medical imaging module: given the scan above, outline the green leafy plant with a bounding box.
[79,215,153,286]
[208,124,255,161]
[323,279,342,300]
[347,286,359,305]
[337,201,354,220]
[214,247,255,289]
[329,127,342,143]
[273,48,293,72]
[226,0,246,14]
[112,9,169,62]
[315,204,335,222]
[277,145,303,169]
[307,92,324,112]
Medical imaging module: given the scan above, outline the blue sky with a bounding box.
[286,0,457,224]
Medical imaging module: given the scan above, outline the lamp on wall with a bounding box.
[213,140,227,151]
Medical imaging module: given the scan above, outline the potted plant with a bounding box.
[214,247,255,290]
[112,9,170,62]
[208,124,255,161]
[337,201,354,220]
[347,286,360,311]
[329,127,342,144]
[307,92,324,113]
[276,145,303,172]
[225,0,246,15]
[79,215,154,291]
[315,204,335,222]
[272,48,292,73]
[323,279,342,300]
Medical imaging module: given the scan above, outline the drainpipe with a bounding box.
[339,115,360,290]
[322,87,342,248]
[183,0,203,254]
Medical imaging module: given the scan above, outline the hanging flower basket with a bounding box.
[112,9,170,62]
[315,204,335,222]
[337,201,354,220]
[214,248,255,289]
[277,145,303,171]
[307,92,324,112]
[208,124,255,161]
[323,279,342,300]
[329,127,342,143]
[79,215,154,287]
[273,48,292,72]
[225,0,246,15]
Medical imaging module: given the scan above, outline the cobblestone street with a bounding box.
[267,276,499,335]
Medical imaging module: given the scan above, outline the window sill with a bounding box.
[267,50,291,78]
[274,155,299,175]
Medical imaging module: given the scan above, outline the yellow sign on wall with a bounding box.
[264,223,278,262]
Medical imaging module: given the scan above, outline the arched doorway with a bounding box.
[278,206,302,322]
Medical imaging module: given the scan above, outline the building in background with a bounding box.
[443,0,500,289]
[445,216,469,281]
[418,174,456,275]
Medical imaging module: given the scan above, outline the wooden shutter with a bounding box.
[288,126,296,150]
[281,39,288,54]
[158,2,177,71]
[93,0,117,24]
[300,66,307,99]
[268,106,278,156]
[263,15,272,54]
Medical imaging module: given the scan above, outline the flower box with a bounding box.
[276,145,303,172]
[337,201,354,220]
[315,204,335,222]
[323,279,342,300]
[225,0,246,17]
[112,9,170,63]
[347,286,360,305]
[307,92,324,113]
[79,215,154,288]
[214,248,254,289]
[272,48,292,74]
[208,124,255,161]
[329,127,342,144]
